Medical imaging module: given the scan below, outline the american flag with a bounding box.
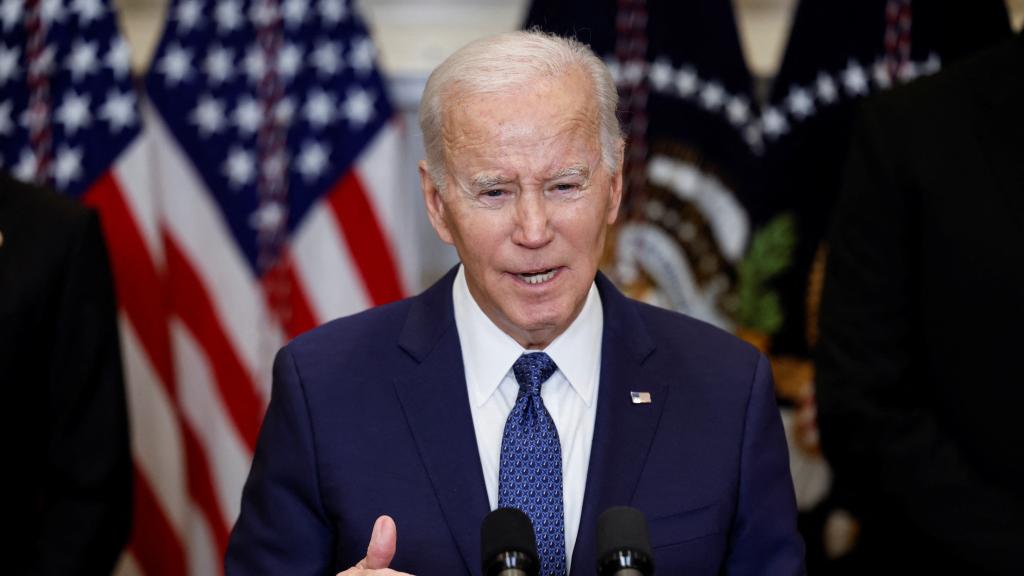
[4,0,415,574]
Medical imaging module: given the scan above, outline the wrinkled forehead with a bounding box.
[439,71,602,161]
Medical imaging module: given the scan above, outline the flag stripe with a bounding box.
[84,174,174,386]
[173,319,252,530]
[128,468,187,576]
[291,200,372,322]
[165,236,263,450]
[327,171,404,306]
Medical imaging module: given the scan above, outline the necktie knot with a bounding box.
[512,352,558,396]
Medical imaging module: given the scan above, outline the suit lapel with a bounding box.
[393,267,490,575]
[571,274,667,575]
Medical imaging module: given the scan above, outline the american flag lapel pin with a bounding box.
[630,391,652,404]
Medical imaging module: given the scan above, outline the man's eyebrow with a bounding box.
[471,174,514,189]
[549,166,590,180]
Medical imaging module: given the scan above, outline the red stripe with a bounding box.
[164,235,264,450]
[84,172,174,386]
[325,171,405,305]
[129,468,187,576]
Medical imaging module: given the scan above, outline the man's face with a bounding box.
[421,70,622,349]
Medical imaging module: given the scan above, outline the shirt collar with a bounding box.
[453,264,603,408]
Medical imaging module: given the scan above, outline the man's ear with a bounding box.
[606,143,625,224]
[419,160,454,245]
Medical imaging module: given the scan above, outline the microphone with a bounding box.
[481,508,540,576]
[597,506,654,576]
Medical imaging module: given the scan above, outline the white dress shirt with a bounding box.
[453,265,602,568]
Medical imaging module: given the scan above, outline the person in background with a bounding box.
[816,31,1024,576]
[0,172,132,575]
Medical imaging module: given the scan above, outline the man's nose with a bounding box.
[512,192,554,248]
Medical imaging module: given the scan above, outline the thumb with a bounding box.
[360,515,397,570]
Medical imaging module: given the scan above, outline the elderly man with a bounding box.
[226,31,804,576]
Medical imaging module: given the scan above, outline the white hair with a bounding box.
[418,30,623,191]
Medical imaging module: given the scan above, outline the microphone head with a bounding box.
[481,508,540,576]
[597,506,654,575]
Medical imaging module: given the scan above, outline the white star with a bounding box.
[67,40,99,80]
[0,44,19,85]
[675,66,700,97]
[0,99,13,135]
[841,60,868,96]
[105,37,132,77]
[296,140,329,180]
[13,149,37,182]
[282,0,308,28]
[191,95,226,136]
[53,145,84,188]
[277,43,302,80]
[233,96,263,135]
[726,96,749,125]
[249,201,286,232]
[41,0,66,25]
[348,36,375,75]
[699,81,725,110]
[311,40,343,76]
[303,89,335,129]
[1,0,23,31]
[649,59,673,91]
[223,147,255,188]
[275,97,295,126]
[100,90,136,132]
[816,72,837,104]
[872,60,892,89]
[785,86,815,120]
[215,0,243,32]
[342,88,374,127]
[249,0,278,27]
[56,92,91,135]
[101,100,133,138]
[204,45,234,84]
[318,0,346,24]
[243,45,266,83]
[622,60,645,87]
[71,0,104,24]
[157,44,193,85]
[174,0,203,32]
[761,107,789,139]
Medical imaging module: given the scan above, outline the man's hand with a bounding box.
[336,515,413,575]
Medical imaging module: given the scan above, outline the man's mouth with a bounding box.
[516,268,558,285]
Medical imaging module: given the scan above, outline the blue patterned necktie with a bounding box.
[498,352,567,576]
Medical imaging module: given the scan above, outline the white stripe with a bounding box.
[354,118,418,294]
[291,201,371,323]
[185,507,221,576]
[143,102,267,386]
[112,133,164,265]
[171,318,253,528]
[120,316,188,535]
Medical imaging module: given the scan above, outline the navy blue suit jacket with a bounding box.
[226,268,804,575]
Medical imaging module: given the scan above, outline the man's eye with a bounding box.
[481,189,505,198]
